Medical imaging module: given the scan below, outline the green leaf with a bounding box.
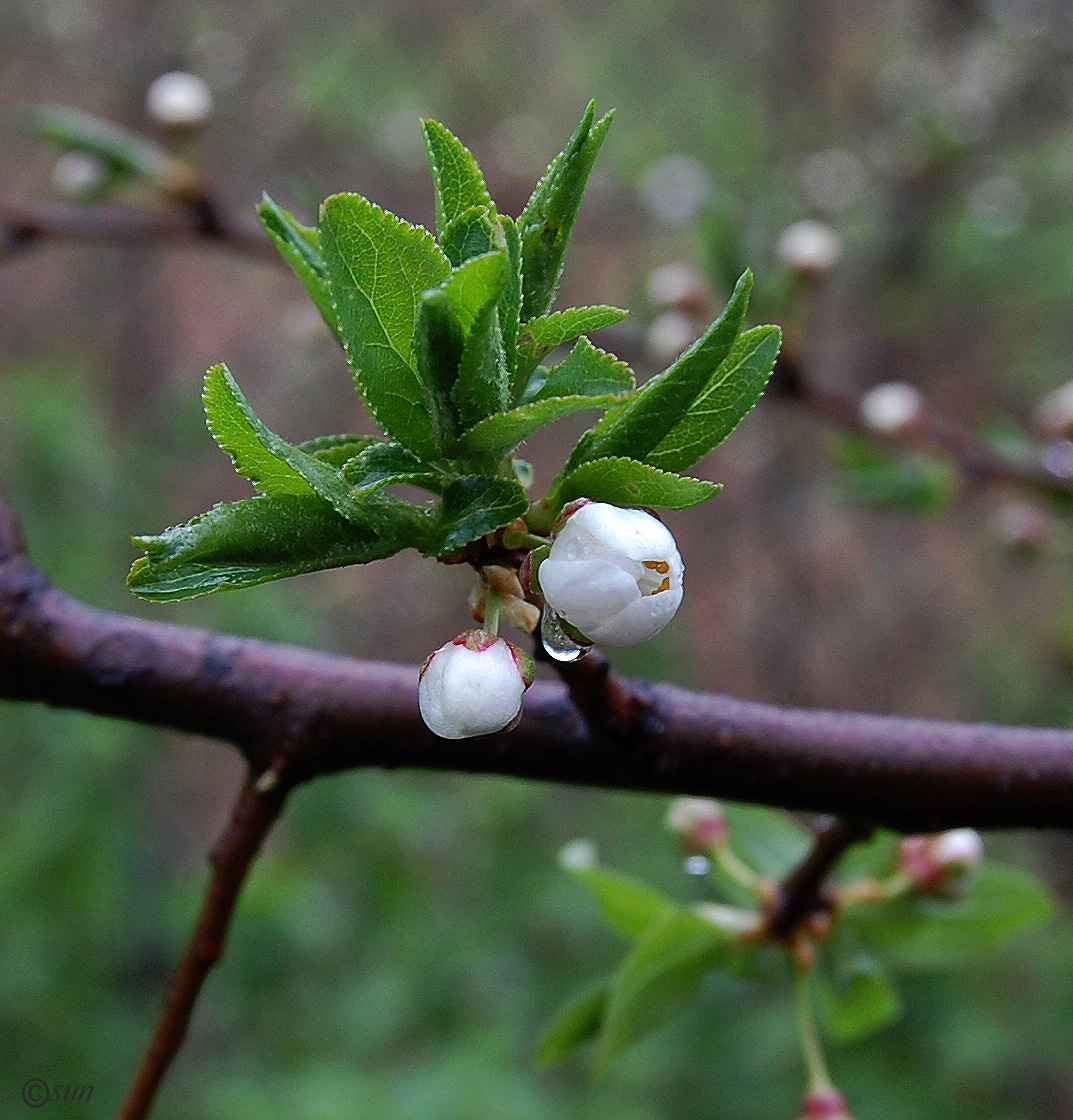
[459,393,632,456]
[529,337,634,403]
[414,287,465,445]
[536,978,612,1067]
[515,306,629,388]
[258,195,339,340]
[442,250,507,333]
[427,475,529,554]
[644,325,781,473]
[452,296,509,432]
[422,119,495,237]
[595,910,733,1071]
[812,957,901,1043]
[440,204,500,267]
[720,803,812,881]
[342,441,446,495]
[518,102,614,320]
[500,215,524,387]
[850,861,1054,969]
[557,457,721,510]
[128,492,427,601]
[297,434,379,467]
[320,193,451,458]
[566,271,753,471]
[203,363,315,498]
[569,866,680,939]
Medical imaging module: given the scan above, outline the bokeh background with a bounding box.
[3,0,1073,1116]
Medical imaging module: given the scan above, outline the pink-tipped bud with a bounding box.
[666,797,727,852]
[898,829,984,893]
[799,1088,854,1119]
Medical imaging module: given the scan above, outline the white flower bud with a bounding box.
[859,381,923,434]
[51,150,108,199]
[538,502,684,646]
[666,797,726,851]
[929,828,984,871]
[418,630,534,739]
[558,838,598,871]
[146,71,214,127]
[775,219,843,278]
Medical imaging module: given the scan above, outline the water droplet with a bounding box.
[683,855,711,876]
[541,609,587,662]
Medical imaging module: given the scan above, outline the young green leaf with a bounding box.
[848,861,1054,969]
[320,193,451,459]
[515,306,629,389]
[422,119,496,237]
[257,195,339,340]
[565,271,753,472]
[442,250,507,332]
[414,287,465,446]
[426,475,529,555]
[452,298,509,432]
[536,978,612,1067]
[459,392,632,456]
[812,957,901,1043]
[518,102,614,320]
[499,215,523,387]
[595,910,733,1071]
[643,325,781,473]
[557,457,721,510]
[569,865,681,940]
[342,441,446,495]
[298,434,380,467]
[439,204,500,266]
[528,337,633,403]
[128,492,428,601]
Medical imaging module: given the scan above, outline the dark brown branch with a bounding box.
[115,769,290,1120]
[4,531,1073,830]
[0,198,277,263]
[766,818,874,939]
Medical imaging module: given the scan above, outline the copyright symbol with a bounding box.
[22,1078,48,1108]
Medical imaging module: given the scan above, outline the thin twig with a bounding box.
[115,768,290,1120]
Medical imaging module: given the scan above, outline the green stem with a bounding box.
[714,843,771,899]
[793,963,835,1097]
[483,588,502,637]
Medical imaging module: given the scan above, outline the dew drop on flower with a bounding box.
[683,855,711,876]
[541,609,586,662]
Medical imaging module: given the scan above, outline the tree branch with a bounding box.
[115,769,290,1120]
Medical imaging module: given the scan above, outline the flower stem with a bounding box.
[793,962,835,1097]
[483,588,502,637]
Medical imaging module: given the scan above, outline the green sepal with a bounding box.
[426,475,529,555]
[595,910,734,1072]
[128,492,428,602]
[847,861,1054,969]
[536,978,613,1068]
[422,118,496,238]
[568,865,680,940]
[518,102,614,320]
[257,195,339,341]
[557,457,721,510]
[515,306,629,391]
[342,441,446,495]
[644,324,781,473]
[320,192,451,459]
[565,271,752,473]
[811,956,901,1043]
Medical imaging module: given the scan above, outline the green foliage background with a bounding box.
[4,1,1073,1116]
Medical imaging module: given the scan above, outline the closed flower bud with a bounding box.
[799,1089,854,1119]
[898,829,984,893]
[859,381,923,434]
[929,828,984,871]
[146,71,214,127]
[538,501,684,646]
[666,797,727,851]
[419,630,534,739]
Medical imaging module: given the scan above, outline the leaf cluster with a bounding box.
[130,105,780,601]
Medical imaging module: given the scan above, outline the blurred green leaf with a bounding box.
[342,441,446,495]
[812,957,901,1043]
[129,492,427,601]
[258,195,339,341]
[644,325,780,473]
[518,102,614,320]
[320,192,451,458]
[427,475,529,554]
[536,978,612,1067]
[565,271,752,473]
[423,119,496,238]
[595,910,733,1071]
[557,456,721,510]
[721,803,812,881]
[569,865,681,940]
[515,306,629,388]
[834,438,956,514]
[850,861,1054,969]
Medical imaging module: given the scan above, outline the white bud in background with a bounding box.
[558,838,598,871]
[51,150,108,199]
[929,828,984,871]
[666,797,727,851]
[539,501,684,646]
[645,310,698,366]
[1034,379,1073,440]
[775,219,843,279]
[859,381,923,434]
[418,630,534,739]
[146,71,214,127]
[646,261,710,313]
